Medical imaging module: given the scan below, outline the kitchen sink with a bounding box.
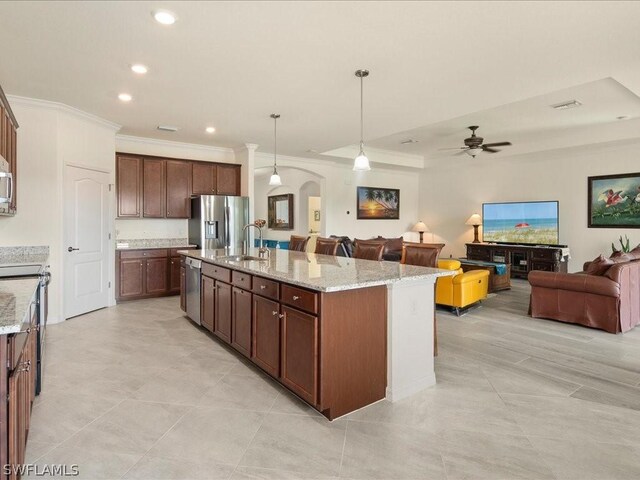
[217,255,268,262]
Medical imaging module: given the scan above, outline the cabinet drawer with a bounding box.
[232,270,253,290]
[120,249,168,259]
[467,246,490,261]
[202,262,231,283]
[8,327,33,371]
[252,276,279,300]
[531,261,555,272]
[531,249,558,261]
[281,284,318,315]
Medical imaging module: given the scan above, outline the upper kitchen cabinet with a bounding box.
[165,160,192,218]
[116,153,241,219]
[116,155,142,218]
[192,162,217,195]
[0,84,19,215]
[215,164,241,195]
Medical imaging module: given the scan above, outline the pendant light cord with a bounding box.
[360,74,364,151]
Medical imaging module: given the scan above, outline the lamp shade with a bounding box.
[412,221,429,233]
[465,213,482,226]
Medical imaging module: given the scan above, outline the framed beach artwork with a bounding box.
[357,187,400,220]
[588,172,640,228]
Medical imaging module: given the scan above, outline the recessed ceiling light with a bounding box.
[131,64,148,74]
[153,10,176,25]
[118,93,132,102]
[205,127,215,134]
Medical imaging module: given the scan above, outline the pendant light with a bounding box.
[353,69,371,171]
[269,113,282,186]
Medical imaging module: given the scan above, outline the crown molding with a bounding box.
[6,95,121,131]
[116,134,235,155]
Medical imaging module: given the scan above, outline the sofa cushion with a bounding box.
[585,254,614,276]
[610,251,635,264]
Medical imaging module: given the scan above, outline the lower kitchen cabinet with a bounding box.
[231,287,252,357]
[214,281,232,343]
[116,249,188,302]
[252,295,281,377]
[280,305,318,405]
[2,298,38,480]
[180,264,186,312]
[201,275,215,333]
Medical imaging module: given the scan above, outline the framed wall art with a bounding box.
[357,186,400,220]
[588,172,640,228]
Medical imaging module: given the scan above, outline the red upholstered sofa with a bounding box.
[528,249,640,333]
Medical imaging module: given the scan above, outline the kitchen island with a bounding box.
[179,248,454,420]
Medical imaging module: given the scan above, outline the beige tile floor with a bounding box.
[25,280,640,479]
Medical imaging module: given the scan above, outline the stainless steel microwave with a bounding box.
[0,155,15,216]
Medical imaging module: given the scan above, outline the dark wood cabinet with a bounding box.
[192,162,217,195]
[116,155,142,218]
[216,164,241,195]
[116,153,241,219]
[169,257,181,294]
[142,159,165,218]
[145,257,168,294]
[466,243,569,279]
[201,275,215,333]
[0,86,18,215]
[2,298,38,480]
[231,287,252,357]
[280,305,318,405]
[116,249,186,302]
[118,258,144,298]
[214,281,232,343]
[165,160,192,218]
[252,295,281,377]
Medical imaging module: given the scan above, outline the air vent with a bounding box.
[550,100,582,110]
[400,139,419,144]
[157,125,179,132]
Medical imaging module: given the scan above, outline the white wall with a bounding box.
[254,153,422,243]
[1,97,118,322]
[114,135,238,240]
[419,138,640,271]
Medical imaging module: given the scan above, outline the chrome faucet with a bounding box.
[243,220,270,258]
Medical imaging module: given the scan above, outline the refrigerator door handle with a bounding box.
[224,206,231,248]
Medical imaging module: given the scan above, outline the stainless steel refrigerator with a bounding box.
[188,195,250,250]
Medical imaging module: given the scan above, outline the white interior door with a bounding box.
[64,165,110,319]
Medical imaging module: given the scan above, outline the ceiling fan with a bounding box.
[443,126,512,158]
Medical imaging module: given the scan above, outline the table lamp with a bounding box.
[412,221,429,243]
[465,213,482,243]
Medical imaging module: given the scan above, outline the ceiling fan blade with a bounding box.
[482,147,499,153]
[482,141,511,147]
[438,147,466,151]
[454,150,468,156]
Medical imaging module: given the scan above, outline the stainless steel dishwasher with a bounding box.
[184,257,202,325]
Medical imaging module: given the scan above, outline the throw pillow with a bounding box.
[610,251,634,264]
[629,245,640,260]
[585,254,614,275]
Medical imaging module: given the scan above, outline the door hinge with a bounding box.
[108,281,111,288]
[108,233,111,240]
[108,184,112,192]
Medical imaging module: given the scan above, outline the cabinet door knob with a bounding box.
[272,310,278,316]
[292,295,300,301]
[260,285,266,290]
[278,314,284,319]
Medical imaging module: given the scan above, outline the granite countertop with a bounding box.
[0,278,39,335]
[179,248,455,292]
[0,253,49,269]
[116,238,197,250]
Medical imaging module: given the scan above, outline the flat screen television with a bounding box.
[482,201,559,246]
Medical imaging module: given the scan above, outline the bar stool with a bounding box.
[314,237,340,256]
[401,242,445,356]
[289,235,309,252]
[352,239,385,261]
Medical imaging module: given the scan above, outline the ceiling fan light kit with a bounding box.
[353,69,371,171]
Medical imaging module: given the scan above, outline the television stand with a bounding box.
[466,243,569,279]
